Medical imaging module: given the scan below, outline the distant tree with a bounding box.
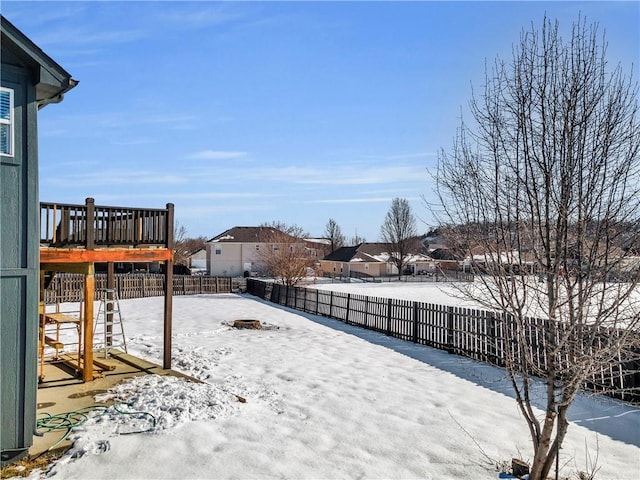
[172,222,207,266]
[349,232,366,246]
[324,218,346,252]
[260,220,309,239]
[380,197,417,277]
[435,16,640,480]
[257,222,314,286]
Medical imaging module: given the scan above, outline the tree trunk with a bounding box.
[529,408,556,480]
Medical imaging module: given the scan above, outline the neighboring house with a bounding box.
[205,226,306,277]
[1,15,77,464]
[429,248,463,271]
[320,242,434,278]
[304,237,332,264]
[188,248,207,274]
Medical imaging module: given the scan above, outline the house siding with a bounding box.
[1,16,76,464]
[207,242,264,277]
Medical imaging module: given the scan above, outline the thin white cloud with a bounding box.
[111,137,157,146]
[186,150,248,160]
[307,196,422,205]
[44,171,187,187]
[175,204,272,218]
[368,152,437,160]
[92,192,279,201]
[244,163,426,186]
[36,27,146,49]
[306,197,394,205]
[39,111,199,138]
[153,6,244,30]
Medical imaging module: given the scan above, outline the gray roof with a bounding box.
[208,226,298,243]
[323,245,360,262]
[323,240,429,262]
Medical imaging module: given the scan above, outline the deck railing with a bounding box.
[40,198,174,249]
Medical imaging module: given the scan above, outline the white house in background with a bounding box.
[205,226,318,277]
[187,248,207,274]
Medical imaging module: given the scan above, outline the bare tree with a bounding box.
[256,222,314,286]
[172,222,208,267]
[380,197,417,277]
[324,218,346,252]
[176,237,207,266]
[172,222,188,265]
[349,232,366,246]
[260,220,309,239]
[436,16,640,480]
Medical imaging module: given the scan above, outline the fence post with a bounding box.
[345,294,351,324]
[364,296,369,328]
[303,288,307,313]
[412,301,419,343]
[387,298,392,336]
[85,197,95,250]
[447,306,455,354]
[329,291,334,319]
[487,312,500,365]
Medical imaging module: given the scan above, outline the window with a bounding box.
[215,247,222,255]
[255,245,260,251]
[0,88,14,157]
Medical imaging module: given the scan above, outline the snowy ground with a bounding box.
[28,285,640,479]
[307,278,482,306]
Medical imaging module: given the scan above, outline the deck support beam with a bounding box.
[82,263,95,382]
[163,203,175,370]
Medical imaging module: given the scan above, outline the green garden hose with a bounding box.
[36,403,157,453]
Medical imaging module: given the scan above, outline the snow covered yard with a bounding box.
[25,291,640,479]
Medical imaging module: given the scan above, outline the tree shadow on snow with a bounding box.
[248,296,640,448]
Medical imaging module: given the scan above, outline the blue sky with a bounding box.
[2,1,638,241]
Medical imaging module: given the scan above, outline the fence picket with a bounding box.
[45,273,232,302]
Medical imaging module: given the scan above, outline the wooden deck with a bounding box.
[39,198,175,382]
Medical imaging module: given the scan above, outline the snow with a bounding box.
[26,285,640,480]
[308,278,640,327]
[307,279,480,307]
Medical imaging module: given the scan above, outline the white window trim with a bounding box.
[0,87,14,157]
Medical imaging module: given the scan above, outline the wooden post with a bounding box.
[412,301,419,343]
[82,263,95,382]
[85,197,95,250]
[303,287,307,313]
[446,306,455,354]
[163,203,174,370]
[387,298,392,336]
[345,294,351,324]
[363,296,369,328]
[329,291,334,319]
